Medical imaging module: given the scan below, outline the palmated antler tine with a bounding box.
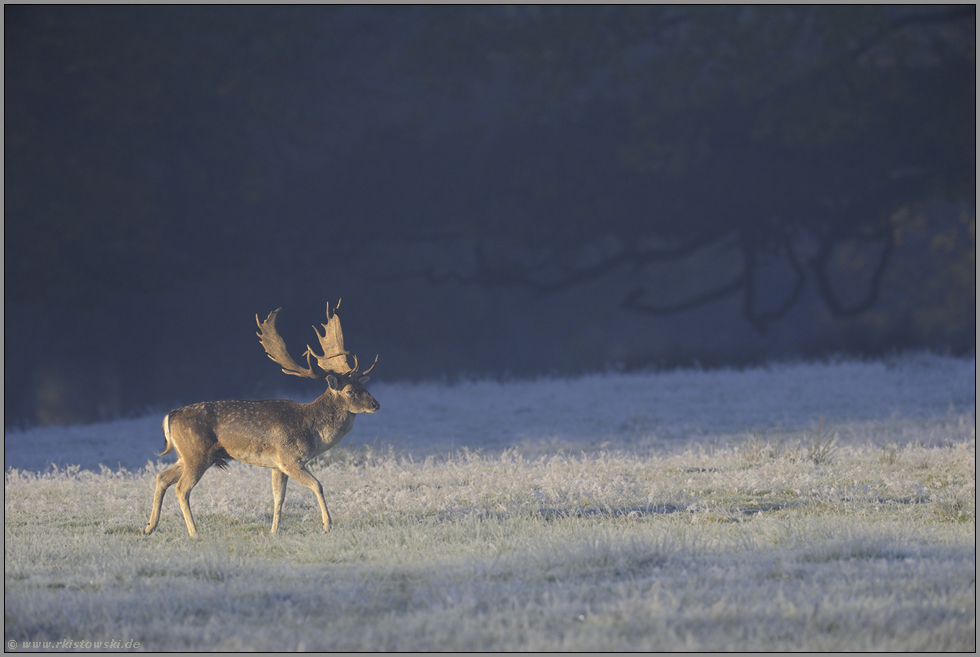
[318,350,355,372]
[308,300,354,374]
[256,309,324,379]
[361,354,379,375]
[302,349,321,375]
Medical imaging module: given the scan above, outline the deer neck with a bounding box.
[308,389,355,445]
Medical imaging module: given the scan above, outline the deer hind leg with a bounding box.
[270,469,289,535]
[174,460,210,537]
[144,462,183,535]
[280,462,331,532]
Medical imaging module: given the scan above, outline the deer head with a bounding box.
[256,300,378,390]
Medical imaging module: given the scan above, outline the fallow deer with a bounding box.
[143,301,379,536]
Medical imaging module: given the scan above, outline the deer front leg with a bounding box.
[144,462,182,535]
[271,469,289,534]
[280,462,332,532]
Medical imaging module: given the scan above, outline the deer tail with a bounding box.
[158,413,175,457]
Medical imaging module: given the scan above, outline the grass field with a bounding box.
[4,354,976,650]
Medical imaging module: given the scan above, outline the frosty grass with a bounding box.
[4,353,975,650]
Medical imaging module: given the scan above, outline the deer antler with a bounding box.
[256,308,324,379]
[258,302,378,378]
[307,300,355,375]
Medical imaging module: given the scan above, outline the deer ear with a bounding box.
[358,376,370,384]
[326,374,340,390]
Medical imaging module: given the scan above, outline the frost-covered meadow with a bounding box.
[4,353,976,650]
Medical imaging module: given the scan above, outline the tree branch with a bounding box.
[620,274,746,316]
[742,238,808,331]
[810,233,894,318]
[535,233,731,295]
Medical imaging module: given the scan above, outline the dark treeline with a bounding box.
[5,6,975,426]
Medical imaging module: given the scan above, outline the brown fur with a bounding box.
[143,304,379,537]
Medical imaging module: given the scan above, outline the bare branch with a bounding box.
[742,238,808,332]
[621,275,746,316]
[810,233,894,318]
[372,233,735,299]
[535,233,731,296]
